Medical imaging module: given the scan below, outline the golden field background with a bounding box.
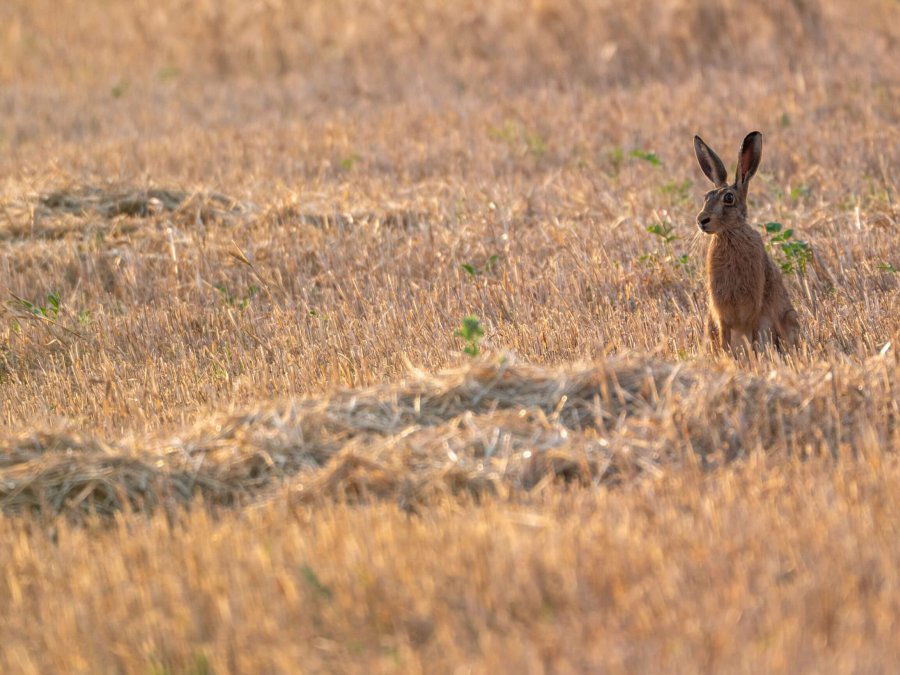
[0,0,898,672]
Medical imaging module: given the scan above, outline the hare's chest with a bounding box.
[707,236,766,319]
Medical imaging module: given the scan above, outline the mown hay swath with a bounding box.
[1,352,897,522]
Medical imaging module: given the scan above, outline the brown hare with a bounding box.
[693,131,800,354]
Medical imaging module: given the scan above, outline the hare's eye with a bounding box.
[723,192,735,205]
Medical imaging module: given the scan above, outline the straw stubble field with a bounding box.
[0,0,899,672]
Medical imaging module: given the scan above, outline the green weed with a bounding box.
[214,283,259,310]
[461,255,499,278]
[762,222,812,274]
[455,316,484,356]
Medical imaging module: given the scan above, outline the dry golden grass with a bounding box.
[3,459,900,673]
[0,0,899,672]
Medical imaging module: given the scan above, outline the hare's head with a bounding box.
[693,131,762,234]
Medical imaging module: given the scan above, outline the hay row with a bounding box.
[1,353,897,521]
[37,185,249,219]
[0,185,254,241]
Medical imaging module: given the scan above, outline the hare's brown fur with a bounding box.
[694,132,800,353]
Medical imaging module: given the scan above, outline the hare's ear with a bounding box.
[736,131,763,189]
[694,135,728,187]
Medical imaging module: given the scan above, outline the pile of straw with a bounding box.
[1,353,896,521]
[37,185,250,220]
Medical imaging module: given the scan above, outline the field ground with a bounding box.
[0,0,899,672]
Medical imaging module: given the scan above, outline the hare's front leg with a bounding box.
[755,314,775,351]
[727,326,755,357]
[778,308,801,349]
[720,322,734,352]
[706,314,722,350]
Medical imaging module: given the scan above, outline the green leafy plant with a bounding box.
[629,149,661,167]
[190,652,213,675]
[111,79,130,99]
[214,283,259,310]
[877,262,897,273]
[489,120,519,144]
[762,222,812,274]
[646,221,677,245]
[639,221,694,274]
[11,292,61,319]
[523,130,547,157]
[489,120,546,157]
[789,184,812,201]
[158,65,181,82]
[455,315,484,356]
[461,255,499,278]
[300,564,333,600]
[339,153,360,171]
[607,147,625,175]
[838,194,859,211]
[607,146,665,173]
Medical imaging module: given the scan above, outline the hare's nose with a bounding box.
[698,216,711,232]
